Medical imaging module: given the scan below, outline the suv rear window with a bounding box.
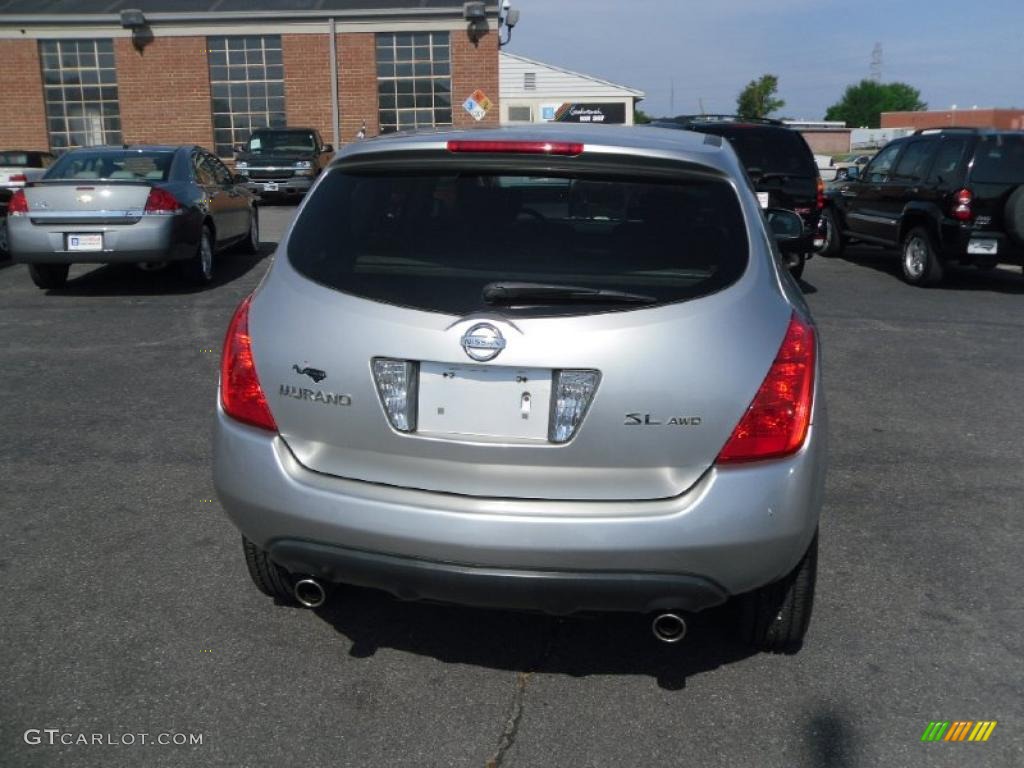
[45,151,173,181]
[289,169,749,316]
[970,135,1024,184]
[689,126,817,178]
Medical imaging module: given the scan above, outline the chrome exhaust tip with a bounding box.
[293,578,327,609]
[651,613,687,643]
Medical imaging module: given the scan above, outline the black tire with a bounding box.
[737,531,818,654]
[28,263,70,289]
[239,207,259,255]
[183,225,215,285]
[1004,186,1024,246]
[819,207,846,258]
[0,216,9,258]
[242,537,296,603]
[901,226,944,286]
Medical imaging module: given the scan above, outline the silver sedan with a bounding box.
[7,145,258,289]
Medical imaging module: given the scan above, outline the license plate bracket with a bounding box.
[66,233,103,252]
[967,238,998,256]
[417,362,552,441]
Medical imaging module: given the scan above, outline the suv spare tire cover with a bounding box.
[1004,186,1024,246]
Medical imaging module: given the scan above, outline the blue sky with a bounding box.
[506,0,1024,120]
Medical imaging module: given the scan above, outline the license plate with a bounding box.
[757,192,770,209]
[418,362,552,441]
[66,233,103,252]
[967,239,998,256]
[263,182,279,192]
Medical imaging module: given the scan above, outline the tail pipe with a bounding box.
[293,578,327,609]
[651,612,687,643]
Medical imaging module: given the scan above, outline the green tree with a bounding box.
[634,108,652,124]
[825,80,927,128]
[736,75,786,119]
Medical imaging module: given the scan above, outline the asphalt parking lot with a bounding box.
[1,203,1022,768]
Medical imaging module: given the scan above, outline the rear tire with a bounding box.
[1003,186,1024,246]
[820,207,846,258]
[183,225,215,285]
[28,263,70,289]
[240,207,259,255]
[242,537,296,604]
[737,531,817,654]
[901,226,944,286]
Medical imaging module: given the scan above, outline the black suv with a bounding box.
[233,128,334,199]
[655,115,824,279]
[821,128,1024,285]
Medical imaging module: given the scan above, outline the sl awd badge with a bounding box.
[625,413,703,426]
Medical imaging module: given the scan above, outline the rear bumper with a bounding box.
[244,176,313,196]
[944,228,1024,266]
[214,402,827,614]
[269,540,728,614]
[8,214,195,264]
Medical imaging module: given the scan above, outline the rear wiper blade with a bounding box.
[482,282,657,305]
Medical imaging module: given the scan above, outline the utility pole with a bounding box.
[698,97,706,115]
[870,43,883,82]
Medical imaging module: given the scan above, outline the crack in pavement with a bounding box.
[484,621,562,768]
[485,671,532,768]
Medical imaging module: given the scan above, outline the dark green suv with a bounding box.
[822,128,1024,285]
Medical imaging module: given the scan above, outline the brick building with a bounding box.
[0,1,503,158]
[881,108,1024,132]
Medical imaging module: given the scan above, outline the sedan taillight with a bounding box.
[9,173,27,184]
[144,187,182,215]
[7,189,29,216]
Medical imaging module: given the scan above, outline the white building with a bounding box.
[499,51,645,126]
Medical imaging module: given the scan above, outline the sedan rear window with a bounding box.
[970,135,1024,184]
[45,151,173,182]
[288,170,749,316]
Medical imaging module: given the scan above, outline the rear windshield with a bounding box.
[691,126,817,178]
[288,170,749,316]
[247,131,316,153]
[970,135,1024,184]
[45,151,173,181]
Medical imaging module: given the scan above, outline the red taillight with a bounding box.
[717,313,816,464]
[951,188,973,222]
[816,177,825,210]
[7,189,29,215]
[144,187,182,215]
[9,173,27,184]
[446,140,584,156]
[220,295,277,432]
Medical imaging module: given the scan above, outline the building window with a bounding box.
[38,39,121,152]
[207,35,286,157]
[508,105,533,122]
[376,32,452,134]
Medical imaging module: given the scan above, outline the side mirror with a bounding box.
[234,144,246,156]
[845,165,860,181]
[323,144,334,154]
[765,208,804,242]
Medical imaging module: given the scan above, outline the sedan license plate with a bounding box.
[757,192,770,209]
[418,362,552,441]
[967,239,998,256]
[263,182,279,192]
[66,233,103,252]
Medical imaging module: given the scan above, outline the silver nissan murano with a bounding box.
[214,125,827,653]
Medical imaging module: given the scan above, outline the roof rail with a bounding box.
[913,127,983,135]
[665,114,786,127]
